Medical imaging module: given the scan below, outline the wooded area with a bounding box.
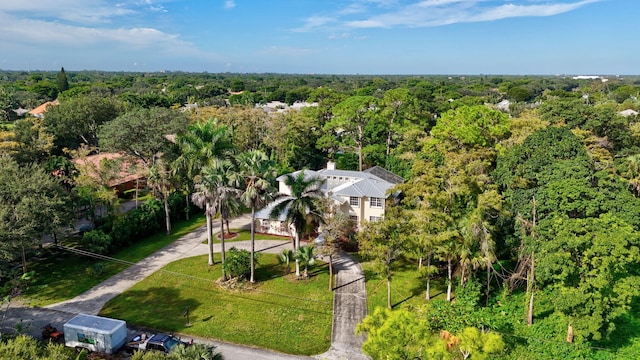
[2,70,640,358]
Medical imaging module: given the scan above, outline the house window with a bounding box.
[349,196,360,206]
[369,216,383,222]
[349,215,359,222]
[370,197,383,208]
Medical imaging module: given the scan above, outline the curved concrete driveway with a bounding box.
[45,214,291,315]
[3,214,369,359]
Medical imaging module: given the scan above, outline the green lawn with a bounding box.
[206,229,291,244]
[358,255,448,312]
[100,254,333,355]
[23,214,207,307]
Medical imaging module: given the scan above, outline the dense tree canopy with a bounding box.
[0,156,73,273]
[44,94,123,151]
[99,107,188,166]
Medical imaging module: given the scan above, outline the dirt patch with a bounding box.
[216,232,238,240]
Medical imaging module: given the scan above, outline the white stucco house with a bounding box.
[254,161,403,237]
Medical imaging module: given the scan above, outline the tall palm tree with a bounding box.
[270,171,325,277]
[192,172,217,266]
[148,156,178,235]
[238,150,276,283]
[174,118,233,220]
[177,119,233,264]
[196,159,242,281]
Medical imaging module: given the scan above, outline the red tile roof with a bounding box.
[28,100,59,117]
[72,152,144,188]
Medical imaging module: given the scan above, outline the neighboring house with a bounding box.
[28,100,59,118]
[619,109,638,117]
[257,101,318,114]
[496,99,510,112]
[254,161,403,237]
[180,103,198,112]
[72,152,145,194]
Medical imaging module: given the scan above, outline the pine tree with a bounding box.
[57,67,69,92]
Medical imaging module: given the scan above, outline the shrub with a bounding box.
[85,262,106,278]
[80,230,112,255]
[168,191,188,221]
[0,334,76,359]
[109,198,163,251]
[223,247,256,280]
[132,198,164,236]
[109,215,134,249]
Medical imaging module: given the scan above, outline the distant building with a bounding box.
[72,153,144,194]
[496,100,510,111]
[28,100,59,118]
[180,103,198,112]
[572,75,608,82]
[12,107,29,116]
[619,109,638,117]
[257,101,318,114]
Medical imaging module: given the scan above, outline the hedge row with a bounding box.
[80,192,194,255]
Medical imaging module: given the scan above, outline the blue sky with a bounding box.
[0,0,636,74]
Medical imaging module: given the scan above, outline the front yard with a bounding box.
[99,254,333,355]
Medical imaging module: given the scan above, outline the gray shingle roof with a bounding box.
[330,177,394,198]
[276,169,322,183]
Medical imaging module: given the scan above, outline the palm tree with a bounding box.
[177,119,234,265]
[238,150,276,283]
[295,245,316,278]
[269,171,325,277]
[278,249,294,274]
[174,118,233,220]
[457,227,482,288]
[147,156,179,235]
[626,154,640,197]
[196,160,242,281]
[192,172,217,266]
[172,343,222,360]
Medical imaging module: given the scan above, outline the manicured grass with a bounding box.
[100,254,333,355]
[205,229,291,244]
[23,214,207,307]
[358,255,448,312]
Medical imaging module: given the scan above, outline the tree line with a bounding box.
[2,71,640,358]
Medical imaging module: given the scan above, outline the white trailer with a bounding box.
[63,314,127,354]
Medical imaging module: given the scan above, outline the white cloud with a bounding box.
[294,16,336,32]
[224,0,236,9]
[0,0,140,24]
[296,0,601,31]
[0,0,225,70]
[0,12,189,50]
